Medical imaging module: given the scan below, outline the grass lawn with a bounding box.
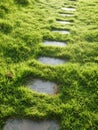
[0,0,98,129]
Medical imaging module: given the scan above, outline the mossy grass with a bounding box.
[0,0,98,130]
[14,0,34,6]
[0,20,13,34]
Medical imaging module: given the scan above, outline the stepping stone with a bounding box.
[57,20,71,25]
[38,57,65,65]
[43,41,66,47]
[61,7,76,11]
[60,13,74,17]
[4,119,60,130]
[27,79,58,94]
[52,30,70,34]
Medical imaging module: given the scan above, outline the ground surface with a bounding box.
[0,0,98,130]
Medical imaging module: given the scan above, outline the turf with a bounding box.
[0,0,98,130]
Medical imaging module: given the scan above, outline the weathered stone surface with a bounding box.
[61,7,76,11]
[27,79,58,94]
[4,119,60,130]
[38,57,65,65]
[57,20,71,25]
[52,30,70,34]
[43,41,66,47]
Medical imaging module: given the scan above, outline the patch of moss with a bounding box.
[0,20,12,34]
[0,0,98,130]
[14,0,30,6]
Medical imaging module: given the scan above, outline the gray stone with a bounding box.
[52,30,70,34]
[57,20,71,25]
[4,119,60,130]
[43,41,66,47]
[61,7,76,11]
[38,57,65,65]
[27,79,58,94]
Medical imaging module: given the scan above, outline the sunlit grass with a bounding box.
[0,0,98,130]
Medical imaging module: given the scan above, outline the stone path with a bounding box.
[57,20,71,25]
[61,7,76,11]
[52,30,70,34]
[4,1,77,130]
[4,119,59,130]
[38,57,65,65]
[43,40,66,47]
[27,79,58,94]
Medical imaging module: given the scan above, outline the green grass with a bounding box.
[0,0,98,130]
